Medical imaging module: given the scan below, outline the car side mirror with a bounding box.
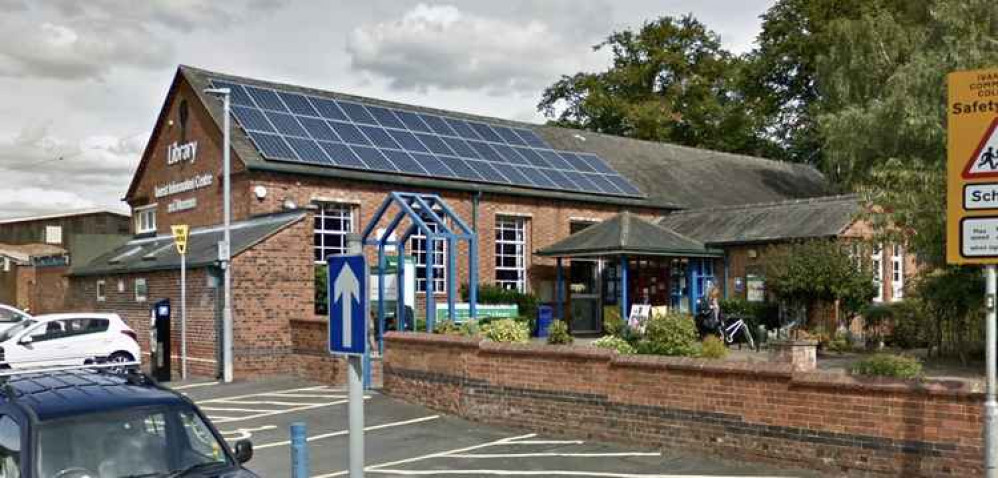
[18,335,32,345]
[234,439,253,464]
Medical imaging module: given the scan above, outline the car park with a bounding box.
[0,365,256,477]
[0,305,30,335]
[0,313,140,369]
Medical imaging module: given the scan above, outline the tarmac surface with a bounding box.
[174,378,822,477]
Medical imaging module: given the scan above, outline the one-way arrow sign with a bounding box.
[328,255,367,355]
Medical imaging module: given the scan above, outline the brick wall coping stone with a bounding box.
[791,370,984,398]
[384,331,480,349]
[479,340,616,360]
[611,354,795,378]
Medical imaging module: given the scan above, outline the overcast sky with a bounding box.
[0,0,773,219]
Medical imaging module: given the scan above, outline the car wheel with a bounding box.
[107,351,135,374]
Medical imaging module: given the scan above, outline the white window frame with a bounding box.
[135,278,148,303]
[410,221,446,294]
[97,280,106,302]
[891,244,904,301]
[313,203,355,263]
[495,215,527,292]
[134,205,157,234]
[871,243,883,303]
[45,225,63,244]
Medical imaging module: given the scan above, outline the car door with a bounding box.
[8,321,72,368]
[65,318,112,360]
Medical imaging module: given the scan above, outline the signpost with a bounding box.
[947,67,998,477]
[171,224,190,380]
[328,242,367,478]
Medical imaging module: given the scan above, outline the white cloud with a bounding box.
[346,3,609,94]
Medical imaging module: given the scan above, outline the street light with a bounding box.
[204,87,233,383]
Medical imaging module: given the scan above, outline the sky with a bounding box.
[0,0,774,219]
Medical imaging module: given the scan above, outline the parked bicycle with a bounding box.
[695,299,757,351]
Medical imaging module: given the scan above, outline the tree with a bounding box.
[764,240,876,326]
[538,15,779,157]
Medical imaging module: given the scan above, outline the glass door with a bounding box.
[569,260,600,333]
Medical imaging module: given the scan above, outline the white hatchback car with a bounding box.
[0,303,31,334]
[0,313,140,369]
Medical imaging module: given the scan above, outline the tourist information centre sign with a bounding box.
[947,67,998,264]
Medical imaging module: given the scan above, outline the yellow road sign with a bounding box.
[947,68,998,264]
[172,225,190,255]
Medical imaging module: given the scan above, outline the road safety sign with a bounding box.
[947,67,998,264]
[171,225,190,255]
[328,255,367,355]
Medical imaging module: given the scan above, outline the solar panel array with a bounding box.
[208,79,644,198]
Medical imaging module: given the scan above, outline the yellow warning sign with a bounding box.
[947,67,998,264]
[171,225,190,255]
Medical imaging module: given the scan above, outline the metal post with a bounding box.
[181,252,187,380]
[397,243,406,331]
[291,422,309,478]
[447,237,456,322]
[469,236,478,320]
[426,234,436,332]
[620,255,628,322]
[206,87,234,383]
[346,234,365,478]
[556,257,564,320]
[377,243,386,354]
[986,265,997,477]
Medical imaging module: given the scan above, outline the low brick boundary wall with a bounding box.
[383,332,982,476]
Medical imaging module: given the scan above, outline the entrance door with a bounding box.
[569,260,600,333]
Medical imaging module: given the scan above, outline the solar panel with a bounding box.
[211,78,644,198]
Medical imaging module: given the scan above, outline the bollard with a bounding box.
[291,422,309,478]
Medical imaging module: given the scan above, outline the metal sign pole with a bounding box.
[346,234,365,478]
[181,251,187,380]
[987,265,997,477]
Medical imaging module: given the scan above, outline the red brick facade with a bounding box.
[384,332,980,477]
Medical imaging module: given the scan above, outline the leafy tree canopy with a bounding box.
[764,240,876,315]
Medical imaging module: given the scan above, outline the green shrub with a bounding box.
[719,298,779,330]
[592,335,636,354]
[315,265,328,315]
[433,319,462,336]
[851,353,922,379]
[482,318,530,343]
[827,331,851,353]
[602,308,625,337]
[699,335,728,359]
[460,320,481,338]
[636,312,699,357]
[461,283,539,330]
[546,320,573,345]
[886,300,931,349]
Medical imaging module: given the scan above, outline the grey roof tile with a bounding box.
[537,211,721,258]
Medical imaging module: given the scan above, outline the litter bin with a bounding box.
[535,305,554,338]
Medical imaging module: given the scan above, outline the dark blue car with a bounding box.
[0,368,256,477]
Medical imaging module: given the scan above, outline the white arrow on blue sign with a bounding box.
[328,254,367,355]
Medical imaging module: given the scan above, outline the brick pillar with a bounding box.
[768,340,817,371]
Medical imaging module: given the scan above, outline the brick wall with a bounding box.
[383,332,981,476]
[69,268,220,377]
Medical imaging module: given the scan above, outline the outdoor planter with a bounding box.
[768,339,818,371]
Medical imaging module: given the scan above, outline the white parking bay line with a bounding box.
[256,414,440,450]
[260,393,348,399]
[447,452,662,458]
[216,400,331,407]
[366,471,788,477]
[200,407,274,413]
[172,382,220,390]
[210,398,364,424]
[199,385,333,403]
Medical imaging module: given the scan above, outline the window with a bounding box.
[410,221,446,293]
[871,243,883,303]
[495,216,527,291]
[0,415,20,478]
[135,278,148,303]
[44,225,62,244]
[134,205,157,234]
[0,309,25,324]
[117,280,125,293]
[313,203,355,262]
[891,245,904,301]
[97,280,106,302]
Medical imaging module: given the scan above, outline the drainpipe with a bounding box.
[472,191,480,233]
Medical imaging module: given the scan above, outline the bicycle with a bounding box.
[718,314,756,351]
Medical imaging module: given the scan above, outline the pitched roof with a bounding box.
[0,208,128,225]
[172,65,832,211]
[70,211,304,276]
[0,243,68,263]
[656,194,860,246]
[536,211,721,258]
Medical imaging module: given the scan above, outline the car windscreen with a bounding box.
[36,405,231,478]
[0,320,33,343]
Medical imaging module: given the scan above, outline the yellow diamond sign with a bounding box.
[171,225,190,255]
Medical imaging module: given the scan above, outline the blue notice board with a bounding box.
[328,255,368,355]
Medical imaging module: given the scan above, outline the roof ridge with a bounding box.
[663,193,858,217]
[0,207,129,224]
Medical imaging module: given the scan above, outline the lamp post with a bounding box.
[204,87,233,383]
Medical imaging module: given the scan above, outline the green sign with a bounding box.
[434,303,518,322]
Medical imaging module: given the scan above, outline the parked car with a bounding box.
[0,313,140,369]
[0,366,256,477]
[0,304,30,335]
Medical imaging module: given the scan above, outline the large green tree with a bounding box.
[538,15,778,157]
